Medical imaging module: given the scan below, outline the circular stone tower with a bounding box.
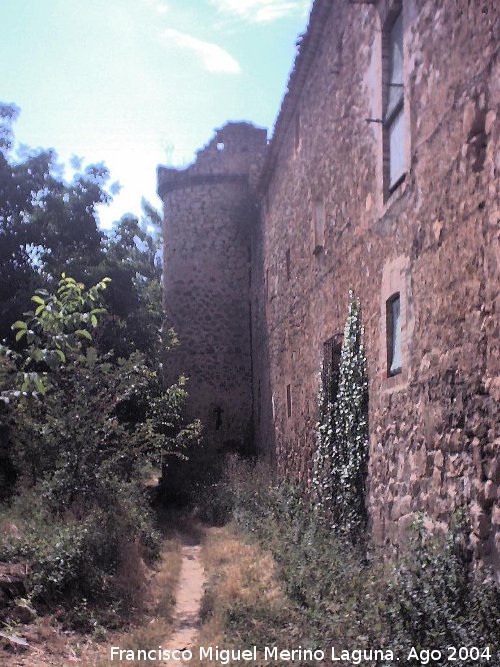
[157,122,267,472]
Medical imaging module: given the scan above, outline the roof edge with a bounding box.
[257,0,334,194]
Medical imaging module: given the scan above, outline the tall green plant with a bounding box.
[312,291,369,539]
[0,275,200,495]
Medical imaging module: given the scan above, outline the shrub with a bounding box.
[0,484,160,626]
[0,276,197,628]
[193,455,270,527]
[222,458,499,661]
[222,458,388,646]
[387,516,499,665]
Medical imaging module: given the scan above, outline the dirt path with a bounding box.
[163,536,205,665]
[0,516,206,667]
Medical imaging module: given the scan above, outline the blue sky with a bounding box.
[0,0,311,228]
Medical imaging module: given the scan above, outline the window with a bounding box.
[286,384,292,418]
[285,249,291,281]
[313,198,326,254]
[380,256,411,388]
[323,335,342,405]
[383,9,405,195]
[386,293,402,375]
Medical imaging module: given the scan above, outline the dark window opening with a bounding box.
[286,384,292,418]
[323,335,342,406]
[286,249,291,280]
[214,406,224,430]
[386,293,402,376]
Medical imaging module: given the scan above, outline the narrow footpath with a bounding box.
[163,536,206,665]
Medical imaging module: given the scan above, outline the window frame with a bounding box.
[380,256,412,391]
[382,5,406,199]
[386,292,402,377]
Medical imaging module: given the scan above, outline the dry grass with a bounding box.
[87,532,183,667]
[189,525,300,667]
[0,615,82,667]
[0,531,183,667]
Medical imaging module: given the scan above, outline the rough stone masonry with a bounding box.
[158,0,499,571]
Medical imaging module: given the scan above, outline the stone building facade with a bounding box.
[159,0,499,569]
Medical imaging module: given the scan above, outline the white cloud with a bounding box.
[162,28,241,74]
[210,0,310,23]
[142,0,169,15]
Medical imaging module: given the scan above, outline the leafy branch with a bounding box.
[1,274,110,397]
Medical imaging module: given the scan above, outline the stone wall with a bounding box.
[158,0,499,569]
[251,0,499,569]
[159,122,267,454]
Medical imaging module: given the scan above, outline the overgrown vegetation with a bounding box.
[0,511,184,667]
[205,459,498,666]
[88,511,184,667]
[387,514,499,661]
[196,294,497,664]
[191,524,303,667]
[0,103,200,631]
[0,276,198,628]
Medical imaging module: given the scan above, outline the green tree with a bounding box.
[0,103,47,340]
[1,274,199,497]
[1,274,109,397]
[0,102,199,504]
[0,276,200,620]
[0,102,166,363]
[94,208,164,359]
[0,102,118,343]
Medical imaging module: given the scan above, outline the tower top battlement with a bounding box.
[157,122,267,198]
